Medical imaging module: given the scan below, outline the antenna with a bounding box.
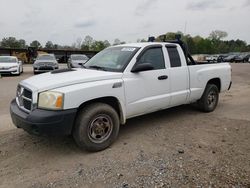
[184,21,187,34]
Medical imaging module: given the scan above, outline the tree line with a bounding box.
[0,36,125,51]
[153,30,250,54]
[0,30,249,54]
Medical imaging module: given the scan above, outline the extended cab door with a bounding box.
[123,45,171,118]
[165,44,189,106]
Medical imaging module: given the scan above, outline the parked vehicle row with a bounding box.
[0,56,23,75]
[205,53,250,63]
[33,53,90,74]
[234,54,250,63]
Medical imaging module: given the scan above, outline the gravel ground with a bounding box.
[0,64,249,188]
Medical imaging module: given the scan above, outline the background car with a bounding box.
[217,54,228,62]
[234,54,250,63]
[0,56,23,75]
[205,55,219,62]
[33,54,59,74]
[224,55,237,62]
[68,54,89,68]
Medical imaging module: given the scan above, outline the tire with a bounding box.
[198,84,219,112]
[73,103,120,152]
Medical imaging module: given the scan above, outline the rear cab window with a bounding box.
[166,45,182,68]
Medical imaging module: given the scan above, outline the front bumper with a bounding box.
[33,66,58,72]
[0,68,19,74]
[10,99,77,136]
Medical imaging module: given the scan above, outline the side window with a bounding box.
[137,47,165,70]
[166,47,182,67]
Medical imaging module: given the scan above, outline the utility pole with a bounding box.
[184,21,187,35]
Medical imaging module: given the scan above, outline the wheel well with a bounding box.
[77,97,123,123]
[207,78,221,92]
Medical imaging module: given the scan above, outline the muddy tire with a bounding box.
[73,103,120,152]
[198,84,219,112]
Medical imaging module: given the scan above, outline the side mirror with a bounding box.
[131,63,154,73]
[18,60,22,64]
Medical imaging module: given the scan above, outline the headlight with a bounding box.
[38,91,64,110]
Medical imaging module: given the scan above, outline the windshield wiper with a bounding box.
[81,64,87,69]
[87,65,107,71]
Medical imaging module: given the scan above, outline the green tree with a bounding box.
[113,38,121,45]
[209,30,228,41]
[76,37,82,49]
[53,44,59,49]
[90,40,111,51]
[45,41,54,49]
[81,35,94,50]
[30,40,42,48]
[103,40,111,48]
[19,39,26,48]
[0,37,26,48]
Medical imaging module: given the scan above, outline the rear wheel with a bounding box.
[198,84,219,112]
[73,103,120,152]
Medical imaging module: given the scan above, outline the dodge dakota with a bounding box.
[10,39,232,151]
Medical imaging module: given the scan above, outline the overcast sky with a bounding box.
[0,0,250,45]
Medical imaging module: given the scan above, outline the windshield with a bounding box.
[84,46,139,72]
[0,56,17,63]
[227,55,235,58]
[37,55,55,60]
[71,55,89,61]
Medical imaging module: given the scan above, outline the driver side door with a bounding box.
[123,46,171,118]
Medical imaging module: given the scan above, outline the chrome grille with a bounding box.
[17,85,33,112]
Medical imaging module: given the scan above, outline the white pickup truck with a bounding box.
[10,40,232,151]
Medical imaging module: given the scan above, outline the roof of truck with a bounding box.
[116,42,177,48]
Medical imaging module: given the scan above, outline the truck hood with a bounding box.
[20,68,123,92]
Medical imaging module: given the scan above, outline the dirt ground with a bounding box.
[0,64,249,188]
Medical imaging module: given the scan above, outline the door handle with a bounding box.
[158,75,168,80]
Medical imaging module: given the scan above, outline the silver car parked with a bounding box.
[68,54,89,68]
[33,54,59,74]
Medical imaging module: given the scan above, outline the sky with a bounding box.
[0,0,250,46]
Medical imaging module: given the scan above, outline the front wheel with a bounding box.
[198,84,219,112]
[73,103,120,152]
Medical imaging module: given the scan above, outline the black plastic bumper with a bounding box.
[10,99,77,136]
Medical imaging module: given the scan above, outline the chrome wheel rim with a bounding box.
[88,114,113,143]
[207,90,217,108]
